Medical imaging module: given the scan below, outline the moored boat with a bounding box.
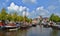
[32,23,36,27]
[48,21,56,27]
[20,22,29,29]
[51,25,60,30]
[41,21,48,28]
[0,21,5,30]
[4,21,19,31]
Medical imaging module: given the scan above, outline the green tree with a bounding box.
[11,12,18,22]
[17,16,23,22]
[50,14,60,22]
[0,8,8,20]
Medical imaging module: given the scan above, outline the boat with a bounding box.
[20,22,29,29]
[51,25,60,30]
[32,23,36,27]
[4,22,19,31]
[41,21,48,28]
[0,21,5,30]
[51,22,60,30]
[48,21,56,27]
[28,24,32,27]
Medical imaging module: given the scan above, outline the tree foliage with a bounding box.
[49,14,60,22]
[0,8,8,20]
[0,8,32,23]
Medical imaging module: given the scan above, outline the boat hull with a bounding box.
[51,25,60,30]
[3,26,19,31]
[32,24,36,27]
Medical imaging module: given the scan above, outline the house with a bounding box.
[43,17,49,22]
[32,18,38,24]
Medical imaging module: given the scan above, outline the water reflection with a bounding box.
[0,25,60,36]
[50,29,59,36]
[0,30,5,36]
[17,29,28,36]
[5,31,17,36]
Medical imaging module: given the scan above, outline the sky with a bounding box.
[0,0,60,18]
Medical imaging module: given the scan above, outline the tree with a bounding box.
[7,14,12,21]
[49,14,60,22]
[17,16,23,22]
[0,8,8,20]
[11,12,18,22]
[0,8,32,23]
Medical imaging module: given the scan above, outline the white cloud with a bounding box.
[7,2,50,18]
[8,2,19,11]
[28,6,49,18]
[7,2,29,12]
[7,2,29,16]
[47,5,57,11]
[36,6,49,16]
[54,13,60,16]
[23,11,29,16]
[22,0,37,4]
[28,10,36,18]
[36,6,44,10]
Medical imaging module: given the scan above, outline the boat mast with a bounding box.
[23,9,27,24]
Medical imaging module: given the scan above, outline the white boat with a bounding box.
[9,28,19,31]
[4,21,19,31]
[4,26,18,29]
[4,26,19,31]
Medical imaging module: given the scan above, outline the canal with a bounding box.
[0,25,60,36]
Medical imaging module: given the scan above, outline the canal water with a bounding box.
[0,25,60,36]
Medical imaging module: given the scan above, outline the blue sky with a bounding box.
[0,0,60,18]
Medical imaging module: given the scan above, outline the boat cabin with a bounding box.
[0,21,5,27]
